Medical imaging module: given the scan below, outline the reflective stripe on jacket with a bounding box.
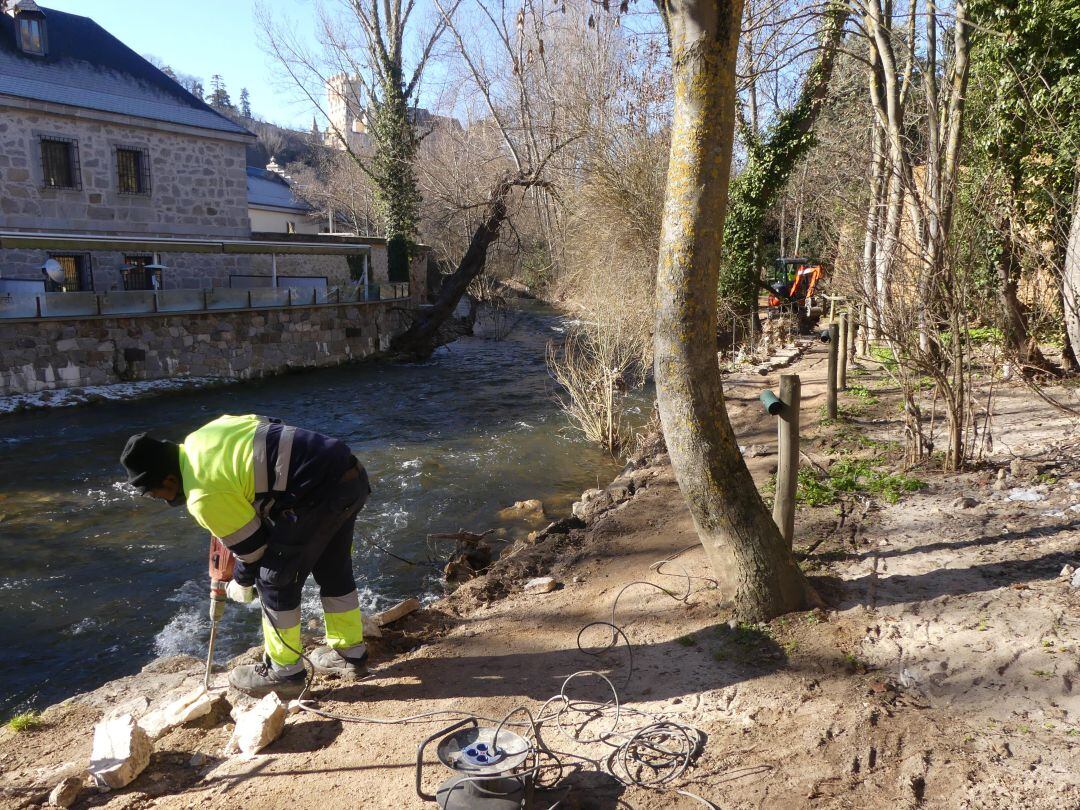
[179,414,297,564]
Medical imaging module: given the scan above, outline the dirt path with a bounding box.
[3,343,1079,809]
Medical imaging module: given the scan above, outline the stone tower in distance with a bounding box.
[324,74,370,151]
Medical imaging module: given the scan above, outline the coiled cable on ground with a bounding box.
[255,545,722,807]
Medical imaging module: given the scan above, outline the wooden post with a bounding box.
[837,312,849,391]
[773,374,801,548]
[826,322,838,420]
[848,307,857,357]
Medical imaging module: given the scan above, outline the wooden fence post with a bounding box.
[773,373,801,548]
[838,312,849,391]
[826,322,839,420]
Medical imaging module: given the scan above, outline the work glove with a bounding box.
[226,580,254,604]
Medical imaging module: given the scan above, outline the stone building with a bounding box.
[247,162,321,236]
[0,2,386,293]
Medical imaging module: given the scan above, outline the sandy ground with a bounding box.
[3,342,1080,809]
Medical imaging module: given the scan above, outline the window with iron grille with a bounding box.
[122,255,161,290]
[116,147,151,195]
[40,137,80,189]
[45,254,91,292]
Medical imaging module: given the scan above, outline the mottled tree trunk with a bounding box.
[1064,160,1080,371]
[654,0,815,621]
[862,120,885,340]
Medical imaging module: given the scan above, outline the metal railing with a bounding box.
[0,282,410,320]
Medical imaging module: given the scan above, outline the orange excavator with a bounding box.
[764,257,825,333]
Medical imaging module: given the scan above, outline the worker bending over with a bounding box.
[120,414,371,698]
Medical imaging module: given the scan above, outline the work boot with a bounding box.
[228,658,306,699]
[309,644,368,676]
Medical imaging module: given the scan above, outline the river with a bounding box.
[0,304,628,719]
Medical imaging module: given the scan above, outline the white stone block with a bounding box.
[88,714,152,789]
[137,686,216,740]
[524,576,557,594]
[226,692,285,756]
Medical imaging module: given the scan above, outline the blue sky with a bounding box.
[44,0,323,128]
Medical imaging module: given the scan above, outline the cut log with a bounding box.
[375,598,421,626]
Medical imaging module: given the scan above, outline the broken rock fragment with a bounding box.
[137,686,219,740]
[48,775,84,808]
[524,576,557,594]
[226,692,286,756]
[88,714,152,789]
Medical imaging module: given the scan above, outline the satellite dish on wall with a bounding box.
[41,258,65,284]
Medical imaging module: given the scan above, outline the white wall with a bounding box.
[249,207,321,235]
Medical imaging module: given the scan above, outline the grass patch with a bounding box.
[676,634,697,647]
[6,711,42,732]
[833,425,901,454]
[870,346,898,371]
[797,458,925,506]
[846,384,879,406]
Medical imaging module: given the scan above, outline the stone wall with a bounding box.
[0,105,249,239]
[0,302,407,396]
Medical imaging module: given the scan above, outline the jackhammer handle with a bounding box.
[208,535,236,581]
[415,717,478,801]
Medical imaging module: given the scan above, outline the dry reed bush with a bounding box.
[545,130,666,455]
[554,131,668,366]
[546,316,648,455]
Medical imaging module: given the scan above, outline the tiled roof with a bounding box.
[246,167,313,213]
[0,7,251,137]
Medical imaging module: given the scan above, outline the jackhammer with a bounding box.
[204,535,236,689]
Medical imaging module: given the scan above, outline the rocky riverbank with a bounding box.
[4,341,1080,808]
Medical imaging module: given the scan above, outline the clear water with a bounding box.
[0,304,626,718]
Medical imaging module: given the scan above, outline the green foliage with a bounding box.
[797,466,836,506]
[387,233,412,283]
[346,254,367,283]
[846,384,879,405]
[967,326,1004,345]
[870,346,898,371]
[676,634,697,647]
[518,241,553,290]
[797,458,925,506]
[966,0,1080,279]
[6,711,41,732]
[363,76,422,246]
[717,2,848,315]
